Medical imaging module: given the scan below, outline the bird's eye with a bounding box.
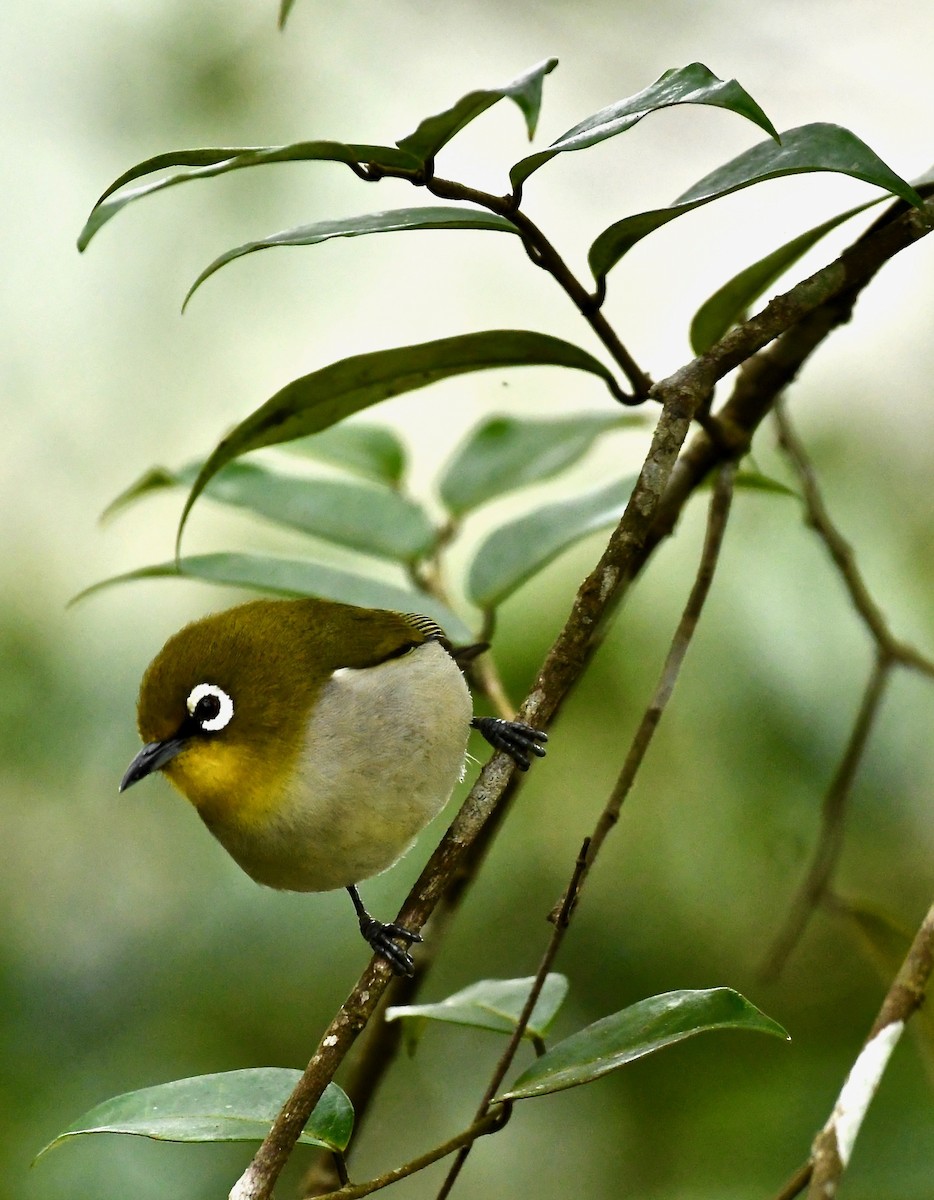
[186,682,234,732]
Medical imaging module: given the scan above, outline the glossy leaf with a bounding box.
[396,59,558,163]
[589,123,924,286]
[183,207,519,308]
[70,553,472,640]
[78,141,421,251]
[386,975,569,1040]
[690,199,881,353]
[511,62,778,190]
[440,412,643,516]
[284,422,407,486]
[176,331,625,549]
[467,474,637,609]
[501,988,788,1100]
[105,460,436,562]
[36,1070,352,1158]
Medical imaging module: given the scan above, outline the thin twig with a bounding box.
[310,1106,510,1200]
[771,900,934,1200]
[771,1160,813,1200]
[760,397,934,979]
[553,460,737,916]
[425,173,652,398]
[774,401,934,677]
[759,653,893,981]
[439,463,736,1198]
[435,839,591,1200]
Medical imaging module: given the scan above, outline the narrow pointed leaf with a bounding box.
[184,207,519,307]
[511,62,778,189]
[278,0,297,28]
[36,1070,351,1158]
[105,460,436,561]
[176,331,624,549]
[501,988,788,1100]
[467,474,637,609]
[284,423,407,486]
[78,142,421,251]
[70,554,472,639]
[690,198,881,353]
[440,412,643,516]
[731,470,798,498]
[386,975,569,1040]
[589,123,924,286]
[830,897,934,1084]
[396,59,558,163]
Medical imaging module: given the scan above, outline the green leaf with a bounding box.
[278,0,297,28]
[176,331,625,550]
[830,896,913,983]
[829,896,934,1086]
[105,460,436,562]
[35,1070,352,1158]
[589,123,924,287]
[501,988,788,1101]
[689,198,882,353]
[467,474,637,609]
[510,62,778,190]
[396,59,558,163]
[78,142,421,251]
[731,470,798,498]
[70,553,473,641]
[283,423,407,486]
[183,207,520,308]
[385,975,569,1040]
[440,412,642,516]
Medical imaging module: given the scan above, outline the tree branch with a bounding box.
[773,401,934,678]
[552,460,737,916]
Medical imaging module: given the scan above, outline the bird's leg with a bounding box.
[346,885,421,977]
[471,716,548,771]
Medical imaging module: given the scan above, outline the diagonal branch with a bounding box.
[553,460,737,916]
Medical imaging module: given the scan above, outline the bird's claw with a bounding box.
[471,716,548,771]
[358,915,422,977]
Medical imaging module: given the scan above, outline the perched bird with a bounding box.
[120,597,546,974]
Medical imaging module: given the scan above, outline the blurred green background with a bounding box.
[4,2,934,1197]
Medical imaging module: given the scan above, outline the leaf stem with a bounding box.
[310,1107,509,1200]
[424,174,652,399]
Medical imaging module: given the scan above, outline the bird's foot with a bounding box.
[347,886,420,976]
[471,716,548,771]
[358,915,421,977]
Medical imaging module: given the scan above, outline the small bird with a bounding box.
[120,597,546,975]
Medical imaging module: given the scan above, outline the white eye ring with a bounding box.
[187,682,234,732]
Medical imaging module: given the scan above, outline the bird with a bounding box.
[119,596,547,975]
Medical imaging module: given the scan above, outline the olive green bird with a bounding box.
[120,597,546,975]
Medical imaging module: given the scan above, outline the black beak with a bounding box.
[119,737,188,792]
